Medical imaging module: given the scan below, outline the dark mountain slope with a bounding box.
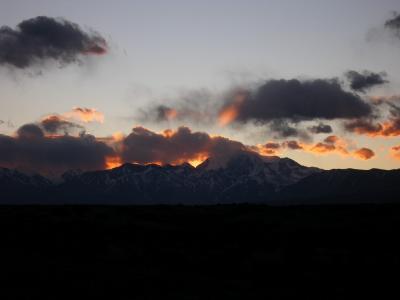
[280,168,400,204]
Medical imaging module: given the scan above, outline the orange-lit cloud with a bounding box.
[121,126,249,166]
[345,118,400,137]
[40,115,84,134]
[308,135,349,156]
[354,148,375,160]
[105,155,123,169]
[39,108,105,135]
[165,108,178,121]
[344,96,400,137]
[218,90,248,126]
[253,136,348,157]
[111,131,125,142]
[273,135,375,160]
[390,146,400,160]
[259,142,281,155]
[282,140,303,150]
[310,142,337,154]
[65,107,105,123]
[218,105,239,126]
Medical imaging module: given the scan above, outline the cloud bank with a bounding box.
[0,121,379,176]
[0,124,114,175]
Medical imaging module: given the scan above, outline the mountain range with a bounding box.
[1,152,399,204]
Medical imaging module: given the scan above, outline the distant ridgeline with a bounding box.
[0,152,399,204]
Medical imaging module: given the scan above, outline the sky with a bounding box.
[1,0,400,173]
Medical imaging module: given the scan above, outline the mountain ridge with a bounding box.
[0,152,399,204]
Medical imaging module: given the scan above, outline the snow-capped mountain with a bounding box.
[53,152,319,203]
[1,152,399,204]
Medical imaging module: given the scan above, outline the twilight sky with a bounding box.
[1,0,400,173]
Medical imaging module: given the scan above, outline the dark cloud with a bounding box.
[262,142,281,155]
[0,124,114,175]
[385,12,400,39]
[0,16,107,69]
[308,123,333,134]
[344,119,383,135]
[17,123,44,139]
[121,126,249,165]
[264,142,281,150]
[40,115,84,134]
[282,140,303,150]
[345,70,388,92]
[222,79,372,124]
[267,119,311,141]
[154,105,178,121]
[269,120,300,138]
[140,78,372,143]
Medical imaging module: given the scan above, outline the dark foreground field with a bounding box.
[1,204,400,299]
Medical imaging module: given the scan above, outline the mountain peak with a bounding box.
[197,151,281,171]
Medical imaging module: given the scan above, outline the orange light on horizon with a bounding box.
[146,161,162,166]
[188,156,208,167]
[105,156,123,169]
[162,129,174,138]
